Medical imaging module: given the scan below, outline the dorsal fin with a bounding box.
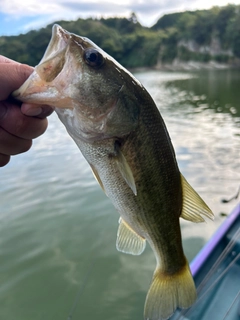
[180,174,214,222]
[116,218,146,255]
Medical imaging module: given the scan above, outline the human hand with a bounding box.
[0,56,53,167]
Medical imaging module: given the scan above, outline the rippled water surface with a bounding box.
[1,69,239,320]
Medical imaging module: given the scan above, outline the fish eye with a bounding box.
[84,48,105,68]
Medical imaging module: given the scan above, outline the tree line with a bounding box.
[0,5,240,68]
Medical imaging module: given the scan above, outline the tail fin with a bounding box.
[144,261,197,320]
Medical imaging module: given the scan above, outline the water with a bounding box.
[1,69,239,320]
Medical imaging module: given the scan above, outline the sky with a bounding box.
[0,0,240,36]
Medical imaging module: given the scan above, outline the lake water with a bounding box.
[1,69,239,320]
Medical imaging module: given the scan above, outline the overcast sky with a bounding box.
[0,0,240,36]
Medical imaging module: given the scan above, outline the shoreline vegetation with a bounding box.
[1,4,240,70]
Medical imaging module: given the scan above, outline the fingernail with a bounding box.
[22,104,42,116]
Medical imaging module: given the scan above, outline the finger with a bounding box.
[0,55,18,64]
[0,154,10,167]
[21,103,54,118]
[0,127,32,155]
[0,102,48,140]
[0,63,33,100]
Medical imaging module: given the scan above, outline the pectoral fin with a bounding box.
[115,147,137,196]
[116,218,146,255]
[180,174,214,222]
[90,164,105,193]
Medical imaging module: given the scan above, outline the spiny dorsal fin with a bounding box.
[116,218,146,255]
[115,147,137,196]
[181,174,214,223]
[90,164,105,193]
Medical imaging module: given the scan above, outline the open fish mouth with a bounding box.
[12,25,72,103]
[34,25,71,83]
[39,24,70,66]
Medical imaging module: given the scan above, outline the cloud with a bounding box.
[60,1,127,14]
[59,0,166,14]
[56,0,201,26]
[1,0,60,16]
[1,0,240,18]
[1,0,240,36]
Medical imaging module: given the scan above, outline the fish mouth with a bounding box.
[38,24,70,68]
[12,24,73,104]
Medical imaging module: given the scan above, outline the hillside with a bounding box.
[0,5,240,69]
[152,5,240,66]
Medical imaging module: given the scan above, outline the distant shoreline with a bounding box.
[130,60,240,73]
[157,60,239,71]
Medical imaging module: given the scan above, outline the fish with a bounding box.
[13,24,214,320]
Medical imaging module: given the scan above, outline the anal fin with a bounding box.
[116,218,146,255]
[181,174,214,223]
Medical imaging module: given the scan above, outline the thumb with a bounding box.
[0,63,33,100]
[21,103,54,118]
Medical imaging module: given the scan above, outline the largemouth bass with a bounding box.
[14,25,214,320]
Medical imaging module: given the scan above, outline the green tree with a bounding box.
[225,12,240,57]
[215,5,236,46]
[176,12,197,39]
[190,10,215,45]
[1,5,240,68]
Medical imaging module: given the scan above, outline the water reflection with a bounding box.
[165,69,240,119]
